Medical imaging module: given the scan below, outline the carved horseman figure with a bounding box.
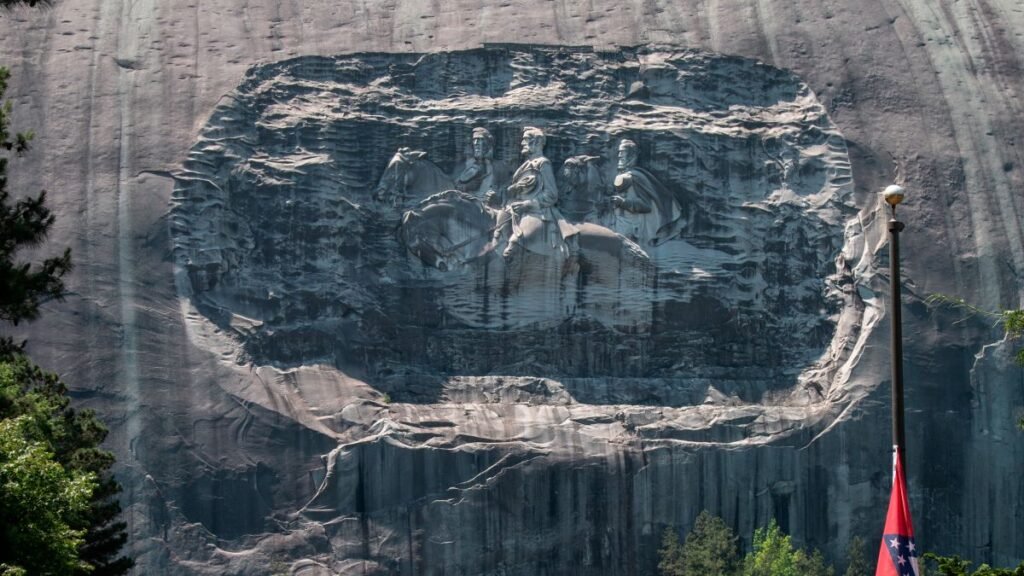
[454,127,509,206]
[493,127,577,259]
[609,139,683,246]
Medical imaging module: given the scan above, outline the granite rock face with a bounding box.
[1,1,1023,574]
[170,47,857,398]
[158,47,871,573]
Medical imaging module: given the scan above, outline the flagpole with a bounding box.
[884,184,907,472]
[877,182,918,574]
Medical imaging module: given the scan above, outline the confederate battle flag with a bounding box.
[876,449,919,576]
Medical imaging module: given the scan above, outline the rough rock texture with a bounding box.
[170,47,856,393]
[1,1,1023,575]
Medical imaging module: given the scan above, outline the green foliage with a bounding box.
[659,527,686,576]
[922,552,1024,576]
[657,514,1024,576]
[0,63,129,574]
[0,70,71,336]
[0,187,71,326]
[0,66,72,351]
[678,510,741,576]
[795,548,835,576]
[843,536,870,576]
[927,294,1024,364]
[1006,308,1024,369]
[743,520,798,576]
[0,356,132,574]
[0,387,95,574]
[660,514,835,576]
[742,520,834,576]
[658,511,742,576]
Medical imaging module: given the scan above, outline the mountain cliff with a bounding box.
[1,1,1022,574]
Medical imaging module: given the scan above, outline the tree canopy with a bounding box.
[659,514,837,576]
[742,519,834,576]
[922,553,1024,576]
[0,69,72,346]
[0,364,95,575]
[842,536,870,576]
[0,63,130,574]
[0,354,132,574]
[677,510,741,576]
[658,526,686,576]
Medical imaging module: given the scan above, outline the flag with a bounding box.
[876,448,919,576]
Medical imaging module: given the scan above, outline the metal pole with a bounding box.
[888,210,907,472]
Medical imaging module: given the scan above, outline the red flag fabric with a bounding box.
[876,449,919,576]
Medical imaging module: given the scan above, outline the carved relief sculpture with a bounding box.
[608,139,683,246]
[492,127,578,259]
[558,155,604,223]
[454,127,509,206]
[172,45,859,392]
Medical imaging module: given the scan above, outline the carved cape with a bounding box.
[613,166,683,245]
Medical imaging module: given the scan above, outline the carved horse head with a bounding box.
[558,155,605,221]
[373,148,454,208]
[373,147,426,206]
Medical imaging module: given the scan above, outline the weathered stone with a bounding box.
[170,47,857,398]
[156,45,878,574]
[2,1,1023,574]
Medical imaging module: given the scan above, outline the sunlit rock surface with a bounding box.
[171,47,855,394]
[1,1,1023,574]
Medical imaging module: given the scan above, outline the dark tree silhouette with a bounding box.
[0,65,131,574]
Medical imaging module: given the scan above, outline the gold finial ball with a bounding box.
[883,184,905,207]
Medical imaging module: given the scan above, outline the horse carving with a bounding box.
[373,148,454,207]
[399,190,496,272]
[375,138,653,299]
[558,155,606,223]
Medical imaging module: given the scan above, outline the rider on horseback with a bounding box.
[454,127,510,206]
[493,127,577,259]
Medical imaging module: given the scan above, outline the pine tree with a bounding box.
[0,65,131,574]
[0,355,133,574]
[742,519,834,576]
[743,520,800,576]
[843,536,870,576]
[659,527,686,576]
[679,511,741,576]
[922,553,1024,576]
[0,67,72,353]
